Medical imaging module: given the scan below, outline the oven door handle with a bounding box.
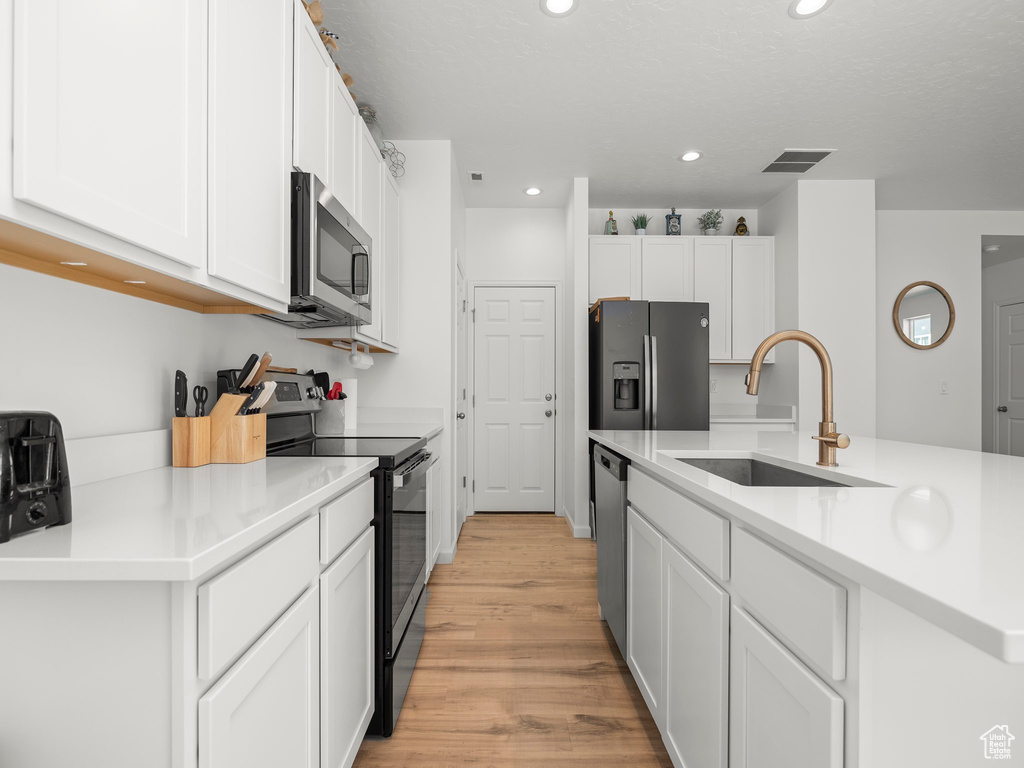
[393,451,436,488]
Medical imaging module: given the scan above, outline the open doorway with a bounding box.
[982,235,1024,456]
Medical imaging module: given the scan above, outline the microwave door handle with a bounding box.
[352,248,369,300]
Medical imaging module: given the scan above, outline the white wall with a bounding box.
[0,264,352,442]
[982,255,1024,452]
[876,211,1024,450]
[589,208,758,237]
[799,181,877,437]
[466,209,565,283]
[356,140,462,559]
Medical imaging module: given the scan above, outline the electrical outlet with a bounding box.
[710,379,718,393]
[939,379,949,395]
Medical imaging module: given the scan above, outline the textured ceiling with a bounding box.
[322,0,1024,210]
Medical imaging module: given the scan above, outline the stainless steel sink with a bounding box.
[675,458,850,488]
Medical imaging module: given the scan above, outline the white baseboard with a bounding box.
[436,549,455,565]
[561,506,593,539]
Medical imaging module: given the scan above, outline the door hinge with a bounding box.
[472,480,476,492]
[472,394,475,406]
[462,476,467,488]
[462,388,466,400]
[462,299,467,313]
[471,308,476,321]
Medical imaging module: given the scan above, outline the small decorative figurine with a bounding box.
[604,211,618,236]
[665,207,682,236]
[734,216,749,236]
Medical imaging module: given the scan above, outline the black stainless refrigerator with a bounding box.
[589,301,710,430]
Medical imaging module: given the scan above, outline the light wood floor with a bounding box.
[354,513,672,767]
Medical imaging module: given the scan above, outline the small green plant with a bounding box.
[631,213,650,230]
[697,209,724,232]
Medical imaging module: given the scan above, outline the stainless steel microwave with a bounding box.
[264,172,372,329]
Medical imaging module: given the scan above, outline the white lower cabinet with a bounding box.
[200,585,320,768]
[626,506,664,723]
[321,527,375,768]
[662,540,729,768]
[729,606,844,768]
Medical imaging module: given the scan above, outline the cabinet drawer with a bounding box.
[199,516,319,680]
[731,527,847,680]
[627,467,729,580]
[320,477,375,566]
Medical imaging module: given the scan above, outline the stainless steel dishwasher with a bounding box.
[594,444,629,657]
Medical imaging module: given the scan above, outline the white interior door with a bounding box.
[456,260,469,529]
[997,301,1024,456]
[473,286,556,512]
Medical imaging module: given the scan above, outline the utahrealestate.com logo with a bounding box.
[980,725,1015,760]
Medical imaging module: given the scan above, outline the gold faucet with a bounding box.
[745,330,851,467]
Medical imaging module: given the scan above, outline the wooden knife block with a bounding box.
[172,417,211,468]
[209,394,267,464]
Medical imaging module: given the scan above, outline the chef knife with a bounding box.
[252,381,277,413]
[250,352,273,386]
[239,382,265,416]
[236,354,260,391]
[174,370,188,417]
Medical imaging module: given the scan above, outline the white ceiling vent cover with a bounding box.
[761,149,834,174]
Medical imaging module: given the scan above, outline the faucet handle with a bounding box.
[813,432,851,450]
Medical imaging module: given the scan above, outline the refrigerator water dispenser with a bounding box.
[612,362,639,410]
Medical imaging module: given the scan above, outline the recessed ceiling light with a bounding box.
[59,261,88,266]
[679,151,703,162]
[788,0,834,19]
[984,245,1001,253]
[540,0,578,17]
[524,187,542,196]
[124,280,147,285]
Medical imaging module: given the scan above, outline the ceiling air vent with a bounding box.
[470,172,484,182]
[761,149,834,174]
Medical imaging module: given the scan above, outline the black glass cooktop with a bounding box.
[269,436,425,469]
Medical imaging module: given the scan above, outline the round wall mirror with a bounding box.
[893,281,955,350]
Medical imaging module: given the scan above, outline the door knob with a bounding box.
[545,393,553,401]
[545,410,553,418]
[457,412,466,419]
[998,406,1009,413]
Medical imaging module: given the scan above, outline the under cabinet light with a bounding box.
[59,261,88,266]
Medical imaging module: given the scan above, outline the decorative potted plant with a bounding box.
[697,209,724,236]
[631,213,650,236]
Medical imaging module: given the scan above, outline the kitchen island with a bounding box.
[590,428,1024,768]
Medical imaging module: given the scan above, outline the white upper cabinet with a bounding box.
[383,173,402,348]
[641,237,692,302]
[590,236,641,304]
[13,0,206,269]
[358,130,382,247]
[329,75,359,216]
[729,606,844,768]
[693,239,733,361]
[732,238,775,362]
[293,0,332,184]
[207,0,292,304]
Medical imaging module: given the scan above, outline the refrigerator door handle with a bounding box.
[643,334,652,430]
[651,335,659,430]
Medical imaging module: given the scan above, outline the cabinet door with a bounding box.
[13,0,205,268]
[663,541,729,768]
[200,586,319,768]
[358,141,384,341]
[427,454,442,578]
[641,237,692,302]
[693,239,733,361]
[329,75,359,216]
[293,0,332,184]
[321,528,374,768]
[208,0,292,304]
[730,607,843,768]
[626,507,663,725]
[382,174,401,348]
[589,237,641,304]
[732,239,775,363]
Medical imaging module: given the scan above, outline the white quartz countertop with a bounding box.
[589,429,1024,662]
[0,456,377,582]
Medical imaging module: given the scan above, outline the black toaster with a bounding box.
[1,412,72,543]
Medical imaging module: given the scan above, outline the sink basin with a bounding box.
[675,458,850,488]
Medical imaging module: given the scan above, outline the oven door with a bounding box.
[388,450,435,657]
